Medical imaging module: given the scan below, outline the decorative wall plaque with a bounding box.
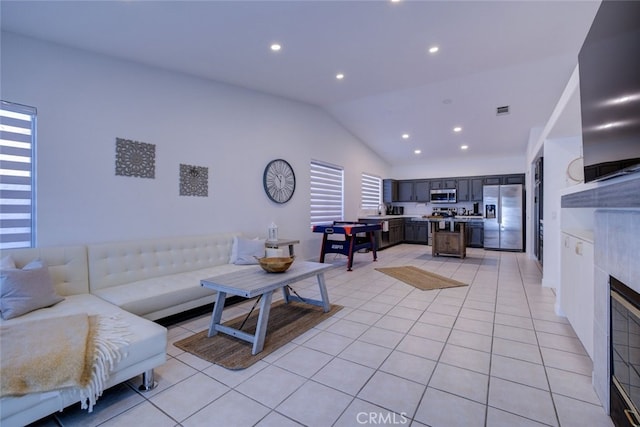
[115,138,155,179]
[179,164,208,197]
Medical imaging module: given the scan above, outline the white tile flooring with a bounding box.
[35,245,613,427]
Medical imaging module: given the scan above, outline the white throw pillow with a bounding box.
[231,236,265,265]
[1,255,16,270]
[0,259,65,320]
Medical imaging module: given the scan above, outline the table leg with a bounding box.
[208,291,227,337]
[252,290,274,355]
[288,244,295,256]
[319,233,328,263]
[282,285,291,303]
[369,231,378,262]
[316,273,331,312]
[347,234,356,271]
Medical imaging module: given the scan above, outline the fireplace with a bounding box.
[610,276,640,426]
[591,208,640,424]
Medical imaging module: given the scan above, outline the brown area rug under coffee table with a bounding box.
[174,300,342,370]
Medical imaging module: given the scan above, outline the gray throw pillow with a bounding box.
[0,259,65,320]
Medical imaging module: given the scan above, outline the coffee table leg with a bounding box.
[316,273,331,312]
[252,290,274,355]
[282,285,291,303]
[208,291,227,337]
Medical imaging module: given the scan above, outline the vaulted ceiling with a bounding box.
[0,0,601,166]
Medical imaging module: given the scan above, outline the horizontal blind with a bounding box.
[0,101,36,249]
[361,172,381,209]
[310,160,343,226]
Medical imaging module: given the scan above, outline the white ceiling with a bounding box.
[0,0,600,167]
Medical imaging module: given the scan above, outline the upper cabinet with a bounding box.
[397,180,430,202]
[384,174,525,202]
[383,179,398,204]
[457,178,484,202]
[429,179,457,189]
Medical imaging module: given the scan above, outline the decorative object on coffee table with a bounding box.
[256,256,294,273]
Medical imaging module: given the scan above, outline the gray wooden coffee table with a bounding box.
[201,261,333,355]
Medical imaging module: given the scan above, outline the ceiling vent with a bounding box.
[496,105,510,116]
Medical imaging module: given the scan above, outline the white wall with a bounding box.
[0,33,390,259]
[390,154,526,180]
[541,136,582,293]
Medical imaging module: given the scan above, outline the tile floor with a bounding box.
[35,245,613,427]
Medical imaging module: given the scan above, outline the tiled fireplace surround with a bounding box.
[592,209,640,413]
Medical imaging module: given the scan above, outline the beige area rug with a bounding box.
[375,266,468,291]
[0,313,127,411]
[174,300,343,370]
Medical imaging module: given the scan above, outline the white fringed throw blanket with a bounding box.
[0,313,128,412]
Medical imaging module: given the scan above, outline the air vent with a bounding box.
[496,105,510,115]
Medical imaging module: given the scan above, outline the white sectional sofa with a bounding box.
[87,232,248,320]
[0,232,257,426]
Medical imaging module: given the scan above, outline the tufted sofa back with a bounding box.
[86,233,241,292]
[1,245,89,296]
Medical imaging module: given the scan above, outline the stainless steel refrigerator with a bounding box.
[483,184,524,251]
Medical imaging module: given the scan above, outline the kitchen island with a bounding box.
[429,218,466,259]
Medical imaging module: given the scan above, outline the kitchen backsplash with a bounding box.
[361,202,481,217]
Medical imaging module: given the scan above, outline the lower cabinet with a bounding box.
[404,220,429,245]
[358,218,404,250]
[466,221,484,248]
[560,232,594,359]
[388,219,405,247]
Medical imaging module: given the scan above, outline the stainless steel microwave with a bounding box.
[430,188,457,203]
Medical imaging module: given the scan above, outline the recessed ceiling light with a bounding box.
[402,133,410,139]
[414,149,421,154]
[453,126,462,132]
[336,73,345,80]
[428,46,439,54]
[270,43,281,52]
[461,145,469,150]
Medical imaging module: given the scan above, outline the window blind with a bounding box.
[310,160,344,226]
[0,101,36,249]
[361,172,382,209]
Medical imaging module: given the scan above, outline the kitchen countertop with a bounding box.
[360,215,484,222]
[359,215,417,220]
[412,216,485,222]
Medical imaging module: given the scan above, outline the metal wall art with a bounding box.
[115,137,156,179]
[179,163,208,197]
